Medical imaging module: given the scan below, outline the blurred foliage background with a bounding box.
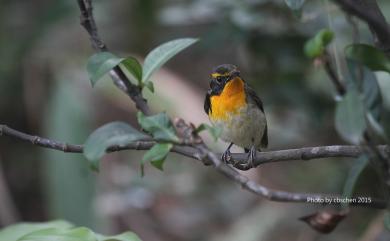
[1,0,390,240]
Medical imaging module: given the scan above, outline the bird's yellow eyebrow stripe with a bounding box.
[211,72,230,78]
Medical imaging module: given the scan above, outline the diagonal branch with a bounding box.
[323,51,346,96]
[77,0,151,115]
[333,0,390,55]
[77,0,106,51]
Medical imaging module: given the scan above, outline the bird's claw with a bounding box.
[247,146,257,168]
[221,150,232,164]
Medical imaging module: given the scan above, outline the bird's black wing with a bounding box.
[245,84,268,148]
[261,124,268,147]
[245,85,264,112]
[204,90,212,114]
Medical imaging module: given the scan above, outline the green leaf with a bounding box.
[120,57,143,84]
[195,123,222,141]
[304,29,334,58]
[341,155,369,209]
[142,38,199,82]
[87,52,142,86]
[43,81,96,226]
[97,232,142,241]
[0,220,73,241]
[19,227,96,241]
[84,121,148,170]
[18,227,142,241]
[0,222,142,241]
[87,52,123,86]
[347,61,383,120]
[137,112,180,143]
[143,80,154,93]
[142,143,173,171]
[284,0,306,10]
[345,44,390,73]
[346,63,386,142]
[335,89,366,144]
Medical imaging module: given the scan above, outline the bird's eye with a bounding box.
[216,77,223,83]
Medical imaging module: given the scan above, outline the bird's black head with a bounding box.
[209,64,241,96]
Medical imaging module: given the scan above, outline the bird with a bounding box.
[204,64,268,168]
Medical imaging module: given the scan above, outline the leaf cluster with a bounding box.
[0,220,141,241]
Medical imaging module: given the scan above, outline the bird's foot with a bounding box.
[247,145,257,168]
[221,149,232,164]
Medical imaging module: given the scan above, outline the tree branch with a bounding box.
[2,124,389,165]
[323,51,346,96]
[333,0,390,55]
[0,124,82,153]
[1,123,388,208]
[77,0,151,115]
[232,144,390,169]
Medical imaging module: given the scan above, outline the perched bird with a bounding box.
[204,64,268,167]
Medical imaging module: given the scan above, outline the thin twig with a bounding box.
[323,51,346,96]
[0,124,82,153]
[77,0,151,115]
[77,0,106,51]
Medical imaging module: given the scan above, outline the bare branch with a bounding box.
[77,0,106,51]
[231,144,390,169]
[322,51,346,96]
[0,124,82,153]
[333,0,390,55]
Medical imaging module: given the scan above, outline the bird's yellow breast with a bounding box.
[209,77,246,121]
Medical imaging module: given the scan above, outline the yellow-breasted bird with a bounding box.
[204,64,268,167]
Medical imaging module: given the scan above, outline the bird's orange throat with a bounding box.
[210,77,246,121]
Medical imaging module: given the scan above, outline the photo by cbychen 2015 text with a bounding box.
[307,196,372,205]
